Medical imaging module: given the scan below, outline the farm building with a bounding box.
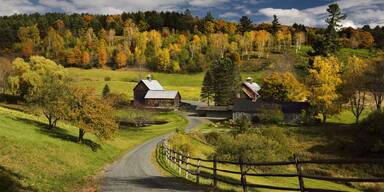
[133,75,181,109]
[238,77,261,102]
[232,99,309,123]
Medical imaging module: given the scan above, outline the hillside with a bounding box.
[67,46,375,101]
[0,106,187,191]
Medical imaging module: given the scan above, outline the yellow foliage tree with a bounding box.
[342,56,368,123]
[307,56,342,123]
[115,50,127,69]
[98,40,108,67]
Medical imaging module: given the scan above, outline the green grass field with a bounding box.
[67,68,266,101]
[0,106,187,192]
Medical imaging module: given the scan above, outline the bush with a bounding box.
[168,133,195,156]
[105,93,130,108]
[205,131,220,145]
[357,111,384,153]
[104,76,111,81]
[215,132,292,164]
[257,106,284,124]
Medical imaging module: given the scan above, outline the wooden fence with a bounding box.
[157,141,384,192]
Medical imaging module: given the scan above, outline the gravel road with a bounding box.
[101,113,205,192]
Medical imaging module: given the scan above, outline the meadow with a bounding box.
[0,106,187,191]
[67,68,266,101]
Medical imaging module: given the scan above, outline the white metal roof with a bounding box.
[244,82,261,94]
[141,79,164,90]
[144,90,179,99]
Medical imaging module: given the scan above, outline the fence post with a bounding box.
[186,153,190,179]
[196,159,200,184]
[179,152,182,175]
[294,155,305,192]
[239,157,247,192]
[213,155,217,188]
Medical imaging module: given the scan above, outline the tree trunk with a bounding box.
[355,116,360,124]
[78,128,85,143]
[322,114,327,123]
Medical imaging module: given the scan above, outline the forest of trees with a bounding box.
[0,9,383,73]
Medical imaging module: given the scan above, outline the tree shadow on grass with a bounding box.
[0,165,37,192]
[15,117,101,152]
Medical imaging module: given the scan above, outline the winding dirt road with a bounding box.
[101,114,204,192]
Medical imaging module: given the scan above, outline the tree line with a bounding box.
[0,8,382,73]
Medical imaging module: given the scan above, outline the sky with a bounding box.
[0,0,384,28]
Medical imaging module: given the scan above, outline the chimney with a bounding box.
[246,77,253,83]
[147,74,152,81]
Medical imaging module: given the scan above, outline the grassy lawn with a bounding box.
[0,106,187,192]
[67,68,266,101]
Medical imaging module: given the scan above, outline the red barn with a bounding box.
[133,75,181,108]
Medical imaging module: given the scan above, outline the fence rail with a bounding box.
[157,141,384,192]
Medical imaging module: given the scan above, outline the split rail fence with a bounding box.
[157,141,384,192]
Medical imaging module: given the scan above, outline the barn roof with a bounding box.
[141,80,164,90]
[243,82,261,94]
[144,90,179,99]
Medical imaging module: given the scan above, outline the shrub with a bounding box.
[257,106,284,124]
[105,93,130,108]
[215,132,292,164]
[104,76,111,81]
[205,131,220,145]
[357,111,384,153]
[168,133,195,156]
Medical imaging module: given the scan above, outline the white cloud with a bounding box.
[0,0,230,16]
[188,0,229,7]
[0,0,47,15]
[219,11,240,18]
[258,0,384,27]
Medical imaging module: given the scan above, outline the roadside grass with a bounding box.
[0,106,187,192]
[67,68,265,101]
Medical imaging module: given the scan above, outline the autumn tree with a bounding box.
[260,72,308,103]
[342,56,368,123]
[115,49,127,69]
[8,56,67,98]
[44,27,64,58]
[98,39,108,67]
[254,30,271,58]
[82,51,91,66]
[0,57,12,94]
[28,74,70,129]
[365,57,384,111]
[66,87,118,143]
[307,56,342,123]
[9,56,68,129]
[294,31,306,53]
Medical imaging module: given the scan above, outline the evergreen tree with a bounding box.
[102,84,110,97]
[210,58,241,106]
[313,3,346,56]
[323,3,346,55]
[200,70,214,106]
[239,16,252,34]
[271,15,280,36]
